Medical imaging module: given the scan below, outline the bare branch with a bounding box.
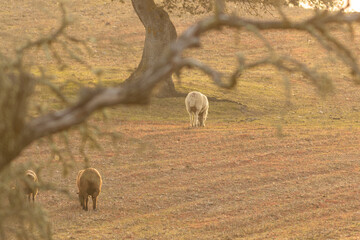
[178,58,225,87]
[3,9,360,170]
[14,3,71,67]
[24,10,360,138]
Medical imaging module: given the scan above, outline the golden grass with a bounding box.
[3,0,358,128]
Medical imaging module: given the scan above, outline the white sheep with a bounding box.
[185,91,209,127]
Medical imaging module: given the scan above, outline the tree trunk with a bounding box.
[128,0,179,97]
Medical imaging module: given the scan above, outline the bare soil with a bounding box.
[17,119,359,239]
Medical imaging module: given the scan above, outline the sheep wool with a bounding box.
[185,91,209,127]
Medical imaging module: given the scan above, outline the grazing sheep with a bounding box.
[185,91,209,127]
[77,168,102,211]
[23,170,38,202]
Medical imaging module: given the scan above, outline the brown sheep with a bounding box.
[23,170,38,202]
[77,168,102,211]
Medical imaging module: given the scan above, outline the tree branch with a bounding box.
[26,10,360,139]
[3,9,360,170]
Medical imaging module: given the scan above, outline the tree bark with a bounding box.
[128,0,179,97]
[288,0,300,6]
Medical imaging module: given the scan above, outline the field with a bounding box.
[2,0,360,239]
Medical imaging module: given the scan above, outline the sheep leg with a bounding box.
[32,193,35,202]
[192,112,197,127]
[198,112,204,127]
[203,109,208,127]
[85,195,89,211]
[194,112,200,127]
[79,193,84,208]
[189,113,193,127]
[27,194,31,202]
[92,195,97,210]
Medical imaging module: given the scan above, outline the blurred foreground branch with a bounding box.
[2,5,360,171]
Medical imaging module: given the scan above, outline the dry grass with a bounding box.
[2,0,360,239]
[21,121,360,239]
